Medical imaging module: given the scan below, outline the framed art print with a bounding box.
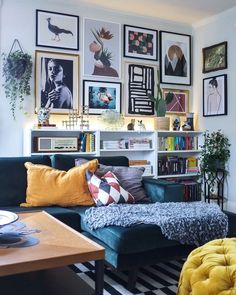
[83,18,121,78]
[162,88,189,115]
[160,31,191,85]
[83,80,121,114]
[124,25,158,61]
[203,74,227,117]
[124,62,156,116]
[35,50,79,114]
[202,42,227,73]
[36,10,79,50]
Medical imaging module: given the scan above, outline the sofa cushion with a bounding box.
[21,160,98,207]
[0,206,81,231]
[76,159,148,202]
[51,154,129,171]
[74,206,179,254]
[0,156,51,206]
[86,170,135,206]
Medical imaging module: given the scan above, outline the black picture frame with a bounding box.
[36,9,79,51]
[203,74,227,117]
[123,25,158,61]
[35,50,79,114]
[83,80,121,115]
[202,41,227,73]
[160,30,191,85]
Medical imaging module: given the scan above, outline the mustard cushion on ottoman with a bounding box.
[178,238,236,295]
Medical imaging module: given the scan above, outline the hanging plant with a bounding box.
[2,39,32,119]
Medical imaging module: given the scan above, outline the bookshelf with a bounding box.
[24,128,98,156]
[99,130,156,177]
[156,130,202,202]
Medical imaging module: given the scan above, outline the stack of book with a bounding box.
[102,139,127,149]
[129,138,151,149]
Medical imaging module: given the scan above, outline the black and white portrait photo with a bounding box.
[35,51,79,114]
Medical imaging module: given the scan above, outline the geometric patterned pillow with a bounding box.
[85,170,135,206]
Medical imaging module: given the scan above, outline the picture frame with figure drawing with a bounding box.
[162,88,189,115]
[160,31,191,85]
[35,50,79,114]
[83,80,121,115]
[36,10,79,50]
[83,18,121,78]
[203,74,227,117]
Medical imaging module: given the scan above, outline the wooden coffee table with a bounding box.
[0,211,105,295]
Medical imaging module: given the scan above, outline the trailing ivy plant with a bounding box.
[2,50,32,119]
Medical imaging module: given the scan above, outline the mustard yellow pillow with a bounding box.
[20,159,98,207]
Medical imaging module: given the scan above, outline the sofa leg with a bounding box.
[127,269,138,291]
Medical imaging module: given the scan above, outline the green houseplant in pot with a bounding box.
[148,71,173,130]
[2,48,32,119]
[200,130,231,173]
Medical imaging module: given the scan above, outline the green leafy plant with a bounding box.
[148,71,173,117]
[200,130,231,173]
[2,50,32,119]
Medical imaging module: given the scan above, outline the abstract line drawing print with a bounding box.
[127,64,154,115]
[167,92,185,113]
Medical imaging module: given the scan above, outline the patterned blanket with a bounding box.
[84,201,228,245]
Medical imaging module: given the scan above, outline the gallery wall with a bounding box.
[0,0,192,156]
[193,6,236,211]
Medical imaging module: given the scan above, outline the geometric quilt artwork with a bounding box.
[127,64,155,115]
[86,170,135,206]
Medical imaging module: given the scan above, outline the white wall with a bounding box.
[193,7,236,212]
[0,0,192,156]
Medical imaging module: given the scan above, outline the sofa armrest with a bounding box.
[142,178,184,203]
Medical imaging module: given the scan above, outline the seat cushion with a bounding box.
[74,206,179,254]
[0,156,51,206]
[51,154,129,171]
[0,206,81,231]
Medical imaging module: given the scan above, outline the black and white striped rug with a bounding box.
[72,259,185,295]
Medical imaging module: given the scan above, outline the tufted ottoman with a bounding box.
[177,238,236,295]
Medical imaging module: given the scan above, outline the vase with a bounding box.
[154,117,170,130]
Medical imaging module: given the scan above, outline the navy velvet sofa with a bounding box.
[1,154,236,290]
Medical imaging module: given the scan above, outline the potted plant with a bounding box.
[148,71,173,130]
[2,49,32,119]
[200,130,231,173]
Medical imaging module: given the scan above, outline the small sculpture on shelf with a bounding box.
[62,106,90,130]
[37,107,51,126]
[172,116,180,131]
[127,119,135,130]
[138,120,146,131]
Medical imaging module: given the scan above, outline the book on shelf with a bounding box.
[158,136,198,151]
[79,133,95,152]
[129,159,148,165]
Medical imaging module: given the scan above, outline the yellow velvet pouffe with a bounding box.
[177,238,236,295]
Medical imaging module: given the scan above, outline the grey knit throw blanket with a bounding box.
[84,201,228,245]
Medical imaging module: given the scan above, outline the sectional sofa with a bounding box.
[1,154,236,290]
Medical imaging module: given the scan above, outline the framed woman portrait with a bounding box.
[35,50,79,114]
[124,25,158,61]
[83,18,121,78]
[83,80,121,115]
[36,10,79,50]
[203,74,227,117]
[162,88,189,115]
[202,42,227,73]
[160,31,191,85]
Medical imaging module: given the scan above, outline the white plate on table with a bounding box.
[0,210,18,227]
